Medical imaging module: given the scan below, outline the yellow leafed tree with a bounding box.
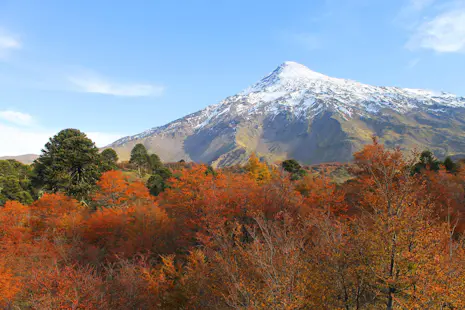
[245,153,271,184]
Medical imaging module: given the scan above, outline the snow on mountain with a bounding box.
[113,61,464,146]
[222,60,464,121]
[109,61,465,167]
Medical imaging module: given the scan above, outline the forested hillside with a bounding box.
[1,129,465,309]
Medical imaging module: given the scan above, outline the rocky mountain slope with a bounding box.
[0,154,39,165]
[108,61,465,167]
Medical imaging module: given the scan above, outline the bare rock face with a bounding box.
[108,61,465,166]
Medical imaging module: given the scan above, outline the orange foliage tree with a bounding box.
[26,265,108,309]
[93,170,153,209]
[296,170,347,218]
[349,138,465,309]
[30,193,85,239]
[160,164,303,248]
[0,195,87,307]
[160,165,255,247]
[0,263,21,307]
[81,170,173,262]
[81,204,172,262]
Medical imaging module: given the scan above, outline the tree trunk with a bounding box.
[386,288,394,310]
[387,232,397,310]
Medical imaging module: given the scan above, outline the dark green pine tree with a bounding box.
[146,174,165,196]
[282,159,302,174]
[145,151,172,196]
[412,150,441,174]
[130,143,150,177]
[281,159,307,180]
[148,153,163,172]
[101,148,119,170]
[444,156,458,173]
[32,129,104,202]
[205,165,216,176]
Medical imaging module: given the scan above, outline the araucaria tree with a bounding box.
[130,144,149,177]
[101,148,119,170]
[32,129,104,202]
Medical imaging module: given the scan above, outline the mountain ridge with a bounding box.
[108,61,465,166]
[0,154,39,165]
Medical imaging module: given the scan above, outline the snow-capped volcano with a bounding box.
[242,61,334,93]
[199,61,463,124]
[108,62,465,166]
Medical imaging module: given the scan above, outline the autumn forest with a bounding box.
[1,129,465,309]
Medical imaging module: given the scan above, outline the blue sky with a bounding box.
[0,0,464,155]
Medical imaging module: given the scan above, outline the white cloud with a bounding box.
[0,29,21,58]
[0,110,34,126]
[68,74,164,97]
[407,8,465,53]
[0,123,52,156]
[0,124,124,156]
[86,132,124,147]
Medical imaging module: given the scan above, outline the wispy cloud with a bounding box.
[395,0,436,29]
[399,0,465,53]
[68,73,165,97]
[0,110,33,126]
[407,58,421,68]
[410,0,436,11]
[0,29,21,58]
[407,8,465,53]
